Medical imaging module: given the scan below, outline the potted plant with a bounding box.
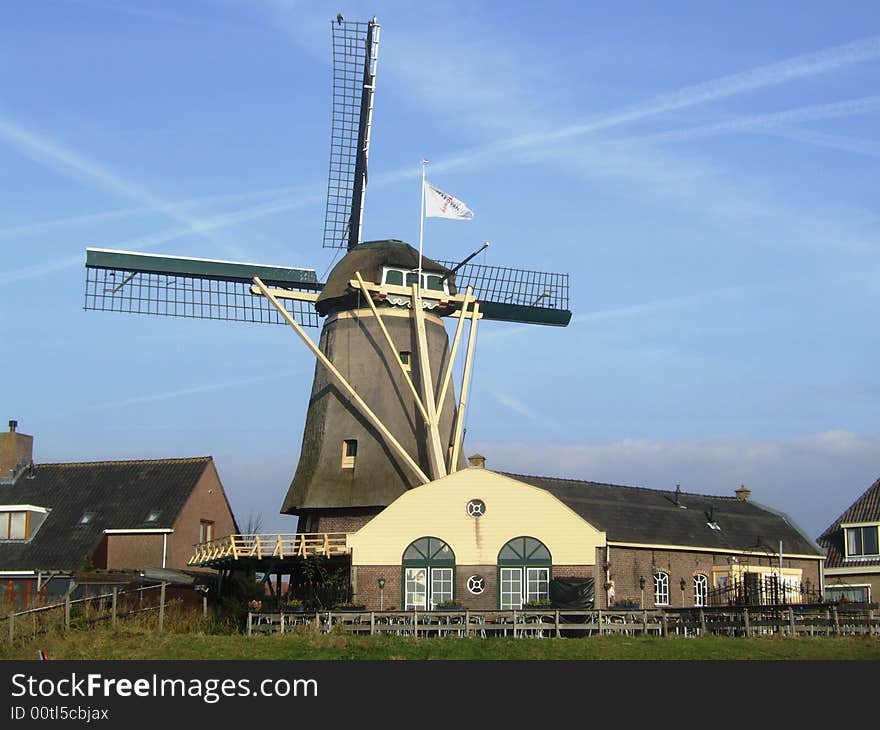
[333,601,366,612]
[435,599,463,611]
[524,598,553,609]
[247,599,263,613]
[285,597,306,613]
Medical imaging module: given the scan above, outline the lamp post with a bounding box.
[377,576,386,611]
[639,576,646,608]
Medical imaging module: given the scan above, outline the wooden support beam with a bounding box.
[253,276,430,486]
[437,286,473,410]
[354,271,430,425]
[250,284,320,303]
[449,301,480,472]
[411,284,447,480]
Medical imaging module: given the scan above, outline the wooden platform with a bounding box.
[188,533,350,569]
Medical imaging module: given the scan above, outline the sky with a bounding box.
[1,0,878,543]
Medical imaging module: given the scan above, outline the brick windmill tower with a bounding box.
[82,17,571,536]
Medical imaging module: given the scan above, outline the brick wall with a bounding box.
[353,562,598,610]
[168,460,238,570]
[602,546,822,608]
[305,509,382,534]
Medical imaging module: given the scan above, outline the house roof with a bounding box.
[502,472,822,557]
[817,476,880,569]
[0,457,212,572]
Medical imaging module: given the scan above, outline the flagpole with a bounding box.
[418,159,428,292]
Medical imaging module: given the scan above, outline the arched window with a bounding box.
[402,537,455,610]
[497,537,552,609]
[693,574,708,607]
[653,571,670,606]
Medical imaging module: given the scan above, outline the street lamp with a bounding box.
[377,576,386,611]
[639,576,646,608]
[680,577,687,607]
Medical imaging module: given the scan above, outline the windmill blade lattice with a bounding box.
[323,17,380,250]
[84,249,320,327]
[437,260,571,326]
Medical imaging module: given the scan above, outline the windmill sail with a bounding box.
[323,17,381,250]
[84,248,320,327]
[438,260,571,326]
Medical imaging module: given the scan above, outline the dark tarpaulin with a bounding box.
[549,577,594,609]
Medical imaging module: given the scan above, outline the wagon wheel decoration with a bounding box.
[467,575,486,594]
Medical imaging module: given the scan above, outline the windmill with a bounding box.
[82,16,571,534]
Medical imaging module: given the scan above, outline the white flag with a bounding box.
[423,181,474,220]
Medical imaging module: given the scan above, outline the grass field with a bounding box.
[2,623,880,660]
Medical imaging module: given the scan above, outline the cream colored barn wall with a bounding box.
[348,469,605,566]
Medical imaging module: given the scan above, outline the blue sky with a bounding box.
[1,1,878,541]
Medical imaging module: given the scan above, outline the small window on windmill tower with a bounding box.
[341,439,358,469]
[399,351,411,372]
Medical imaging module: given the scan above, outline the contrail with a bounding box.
[0,193,322,284]
[622,96,880,145]
[501,34,880,150]
[0,113,253,257]
[0,184,302,241]
[73,369,302,414]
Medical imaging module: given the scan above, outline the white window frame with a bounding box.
[429,567,454,609]
[404,568,428,610]
[653,571,670,606]
[500,567,523,610]
[693,574,708,607]
[526,567,550,604]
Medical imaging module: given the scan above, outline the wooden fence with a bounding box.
[2,583,168,644]
[246,605,880,639]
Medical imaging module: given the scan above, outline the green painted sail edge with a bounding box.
[86,248,319,286]
[474,301,572,327]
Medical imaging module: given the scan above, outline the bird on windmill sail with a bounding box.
[337,13,344,25]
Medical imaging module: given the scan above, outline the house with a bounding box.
[817,476,880,604]
[0,420,238,608]
[346,457,824,611]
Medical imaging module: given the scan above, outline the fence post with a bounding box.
[8,613,14,644]
[370,612,375,636]
[661,613,668,638]
[247,611,253,636]
[158,582,166,634]
[869,609,875,638]
[111,587,118,630]
[597,609,603,636]
[202,596,208,620]
[555,610,561,638]
[788,607,795,636]
[831,606,840,636]
[465,610,470,638]
[742,608,750,638]
[642,610,648,635]
[64,594,71,631]
[699,609,706,636]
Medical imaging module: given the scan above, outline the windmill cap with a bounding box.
[316,240,455,316]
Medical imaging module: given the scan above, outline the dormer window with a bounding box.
[78,511,96,526]
[0,505,48,541]
[144,509,162,524]
[845,524,879,558]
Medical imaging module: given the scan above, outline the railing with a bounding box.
[2,584,167,644]
[246,605,880,639]
[247,609,666,638]
[188,533,350,566]
[707,576,822,607]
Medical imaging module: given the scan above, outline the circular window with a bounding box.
[467,575,486,595]
[466,499,486,517]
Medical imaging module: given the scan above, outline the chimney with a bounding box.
[0,420,34,482]
[735,484,751,501]
[467,453,486,469]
